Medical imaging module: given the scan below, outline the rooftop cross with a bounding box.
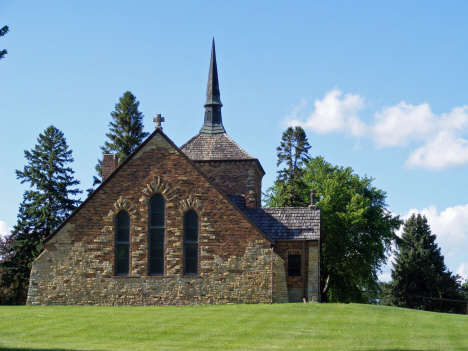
[153,114,165,130]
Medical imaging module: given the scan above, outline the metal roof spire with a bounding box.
[200,38,226,135]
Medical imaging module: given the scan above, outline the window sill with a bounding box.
[111,275,202,278]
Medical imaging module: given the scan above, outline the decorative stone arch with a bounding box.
[104,196,139,223]
[140,175,179,205]
[178,195,205,216]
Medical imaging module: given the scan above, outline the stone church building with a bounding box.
[27,42,321,306]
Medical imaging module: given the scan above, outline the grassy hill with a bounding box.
[0,303,467,350]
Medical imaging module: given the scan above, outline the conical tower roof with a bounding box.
[199,39,226,135]
[204,39,222,107]
[181,133,255,161]
[181,39,257,162]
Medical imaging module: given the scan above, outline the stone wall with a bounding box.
[307,241,320,302]
[195,161,263,208]
[275,241,308,302]
[27,132,288,306]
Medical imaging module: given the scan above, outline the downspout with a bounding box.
[270,242,275,304]
[302,240,306,302]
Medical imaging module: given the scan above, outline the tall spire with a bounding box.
[200,38,226,135]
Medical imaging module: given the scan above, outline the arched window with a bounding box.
[149,194,165,275]
[184,209,199,276]
[115,210,130,276]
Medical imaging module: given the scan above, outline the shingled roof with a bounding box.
[240,207,320,241]
[180,133,256,161]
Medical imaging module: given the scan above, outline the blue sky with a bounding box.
[1,1,468,281]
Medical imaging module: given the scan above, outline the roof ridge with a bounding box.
[180,133,200,150]
[222,133,254,159]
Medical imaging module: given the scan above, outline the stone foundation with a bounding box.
[27,226,288,305]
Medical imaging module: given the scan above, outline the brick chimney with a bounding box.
[102,154,118,182]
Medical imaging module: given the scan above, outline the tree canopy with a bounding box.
[265,139,402,302]
[0,126,81,304]
[91,91,149,189]
[383,214,466,314]
[304,157,402,302]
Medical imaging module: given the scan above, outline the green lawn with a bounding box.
[0,303,467,350]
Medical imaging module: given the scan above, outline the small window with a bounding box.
[184,210,198,276]
[115,211,130,276]
[288,255,301,276]
[149,194,165,276]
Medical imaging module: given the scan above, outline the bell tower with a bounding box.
[181,40,264,208]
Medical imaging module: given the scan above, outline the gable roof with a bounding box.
[43,128,273,244]
[180,133,256,161]
[240,207,321,241]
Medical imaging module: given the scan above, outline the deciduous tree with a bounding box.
[266,149,402,303]
[305,157,402,303]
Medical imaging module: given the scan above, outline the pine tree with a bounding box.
[387,214,465,313]
[0,25,8,60]
[264,126,311,207]
[15,126,81,234]
[91,91,149,189]
[0,126,81,304]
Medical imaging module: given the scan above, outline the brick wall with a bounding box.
[27,132,288,306]
[195,161,263,208]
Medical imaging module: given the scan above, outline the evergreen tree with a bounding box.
[264,126,311,207]
[0,25,8,60]
[91,91,149,189]
[0,126,81,304]
[15,126,81,234]
[386,214,465,314]
[0,226,42,304]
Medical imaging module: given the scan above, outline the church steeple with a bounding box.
[200,39,226,135]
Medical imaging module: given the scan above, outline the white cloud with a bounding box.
[285,90,468,170]
[0,221,12,237]
[286,89,367,137]
[374,104,468,170]
[405,131,468,170]
[378,272,392,282]
[372,102,436,148]
[457,262,468,280]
